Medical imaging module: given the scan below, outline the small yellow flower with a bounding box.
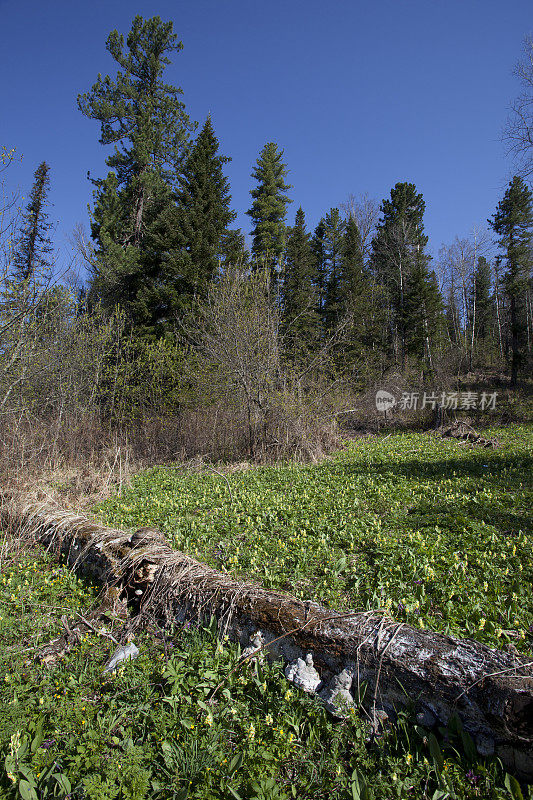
[478,618,486,630]
[265,714,273,726]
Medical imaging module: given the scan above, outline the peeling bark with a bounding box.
[3,501,533,781]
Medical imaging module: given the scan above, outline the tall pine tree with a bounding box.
[311,219,327,319]
[338,215,365,306]
[78,15,194,334]
[471,256,494,360]
[489,176,533,386]
[247,142,291,277]
[371,182,435,369]
[282,207,319,350]
[404,257,443,375]
[163,116,236,305]
[12,161,53,287]
[322,208,346,330]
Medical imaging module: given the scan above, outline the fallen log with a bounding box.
[3,499,532,782]
[436,421,499,448]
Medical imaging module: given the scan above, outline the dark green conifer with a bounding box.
[322,208,346,329]
[472,256,494,342]
[404,259,443,373]
[446,284,460,345]
[282,207,319,349]
[311,219,327,319]
[489,176,533,385]
[12,161,53,286]
[339,215,365,305]
[170,116,236,300]
[371,182,434,369]
[219,229,249,269]
[247,143,291,277]
[78,15,194,335]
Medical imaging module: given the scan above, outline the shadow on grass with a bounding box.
[330,450,532,537]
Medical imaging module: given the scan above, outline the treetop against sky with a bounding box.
[1,0,532,266]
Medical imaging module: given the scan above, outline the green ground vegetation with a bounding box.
[0,426,531,799]
[0,547,528,800]
[97,425,533,653]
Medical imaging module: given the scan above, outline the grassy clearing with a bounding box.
[1,425,531,799]
[96,425,533,653]
[0,542,527,800]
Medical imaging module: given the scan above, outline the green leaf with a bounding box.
[18,780,38,800]
[429,733,444,771]
[460,730,477,763]
[228,752,243,777]
[349,769,369,800]
[504,773,524,800]
[30,720,44,754]
[52,773,72,795]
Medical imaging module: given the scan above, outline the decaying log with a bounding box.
[3,499,532,781]
[436,421,499,448]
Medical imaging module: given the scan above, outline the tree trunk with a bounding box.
[4,499,533,782]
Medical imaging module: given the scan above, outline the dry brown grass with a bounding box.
[0,395,345,515]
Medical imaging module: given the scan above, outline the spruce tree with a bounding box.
[78,15,193,334]
[489,176,533,386]
[472,256,494,345]
[169,116,236,301]
[371,182,432,369]
[322,208,346,330]
[311,219,327,320]
[337,215,378,357]
[404,259,443,374]
[219,229,249,269]
[282,207,319,349]
[339,215,365,306]
[12,161,53,286]
[247,142,291,277]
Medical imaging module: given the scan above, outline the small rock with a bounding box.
[320,669,355,716]
[416,708,437,728]
[369,708,390,736]
[241,631,265,661]
[285,653,322,693]
[103,642,139,673]
[476,734,495,757]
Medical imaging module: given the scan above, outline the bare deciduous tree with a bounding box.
[503,35,533,181]
[438,228,491,368]
[340,192,380,261]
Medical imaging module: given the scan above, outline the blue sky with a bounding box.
[1,0,531,272]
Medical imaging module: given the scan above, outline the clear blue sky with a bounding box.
[1,0,531,271]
